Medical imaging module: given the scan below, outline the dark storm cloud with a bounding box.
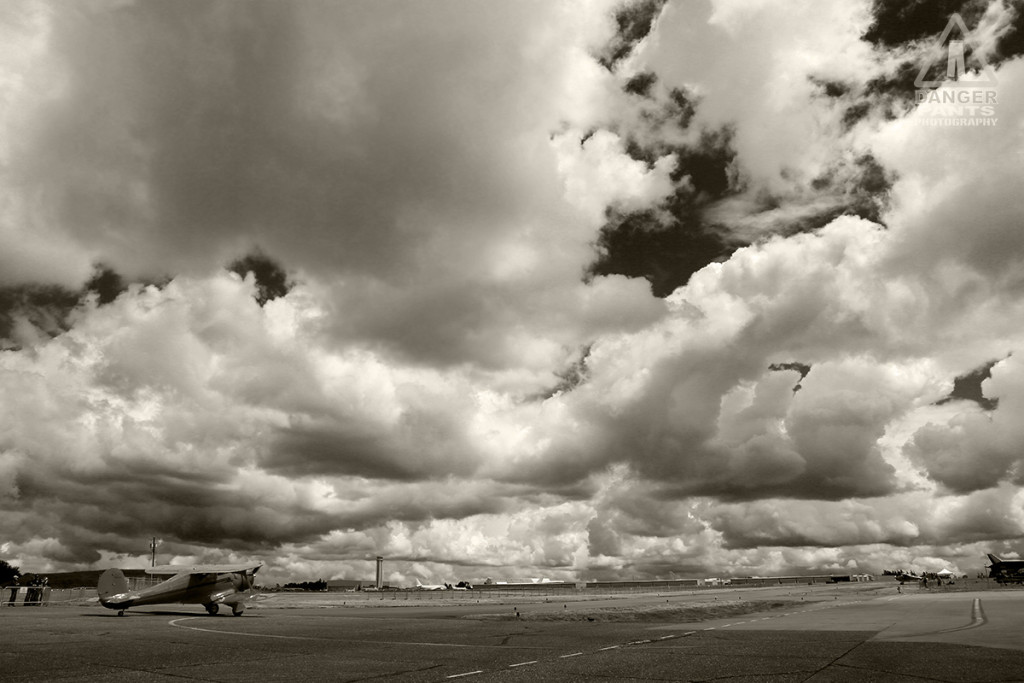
[649,365,900,503]
[905,423,1019,494]
[266,416,477,483]
[7,1,591,302]
[16,0,382,279]
[8,462,340,560]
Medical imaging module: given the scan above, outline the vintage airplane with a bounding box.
[97,562,262,616]
[987,554,1024,583]
[893,570,923,583]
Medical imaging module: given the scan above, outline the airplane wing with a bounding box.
[146,562,263,576]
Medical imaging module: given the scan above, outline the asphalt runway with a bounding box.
[3,585,1024,681]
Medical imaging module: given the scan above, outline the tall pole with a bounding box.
[150,538,158,567]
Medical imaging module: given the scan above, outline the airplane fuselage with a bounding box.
[987,554,1024,583]
[100,572,247,610]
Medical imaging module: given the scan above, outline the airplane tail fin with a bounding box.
[987,553,1002,566]
[415,579,423,587]
[97,568,129,603]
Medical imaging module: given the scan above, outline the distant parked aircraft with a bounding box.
[987,554,1024,583]
[414,579,472,590]
[98,563,262,616]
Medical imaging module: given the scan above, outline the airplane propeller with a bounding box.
[238,566,260,594]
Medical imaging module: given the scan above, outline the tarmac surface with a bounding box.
[3,583,1024,681]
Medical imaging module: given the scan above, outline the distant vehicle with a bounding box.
[97,563,262,616]
[894,571,923,584]
[987,554,1024,583]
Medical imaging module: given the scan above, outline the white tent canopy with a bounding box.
[937,569,954,576]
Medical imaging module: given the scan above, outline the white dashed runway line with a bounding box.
[444,632,700,679]
[449,600,859,679]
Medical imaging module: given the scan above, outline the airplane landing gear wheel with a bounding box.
[232,606,244,617]
[117,610,125,617]
[205,603,219,616]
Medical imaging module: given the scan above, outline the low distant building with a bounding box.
[326,579,366,592]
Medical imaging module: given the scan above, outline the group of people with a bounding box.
[897,574,956,593]
[5,575,49,606]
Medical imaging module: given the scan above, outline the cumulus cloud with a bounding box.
[634,0,882,216]
[905,355,1024,493]
[2,0,1024,585]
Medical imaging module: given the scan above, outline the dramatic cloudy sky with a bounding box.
[2,0,1024,585]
